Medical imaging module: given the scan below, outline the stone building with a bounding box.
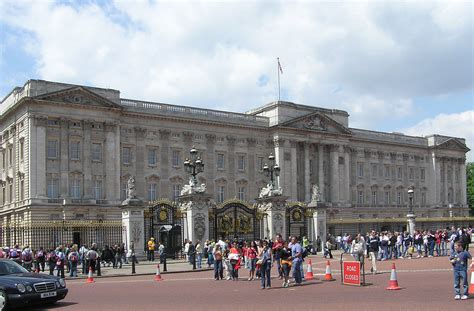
[0,79,471,249]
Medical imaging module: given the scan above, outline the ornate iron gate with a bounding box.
[286,203,308,239]
[210,200,259,242]
[144,200,183,257]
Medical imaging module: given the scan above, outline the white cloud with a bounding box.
[402,111,474,161]
[0,0,472,131]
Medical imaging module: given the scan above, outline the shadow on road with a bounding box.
[18,301,78,310]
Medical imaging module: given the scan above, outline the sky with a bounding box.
[1,0,473,160]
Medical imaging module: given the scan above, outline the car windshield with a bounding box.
[0,260,29,275]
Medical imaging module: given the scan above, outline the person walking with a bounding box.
[450,241,472,300]
[351,233,366,263]
[247,241,257,281]
[279,241,292,288]
[368,231,379,274]
[213,245,223,280]
[260,240,272,289]
[147,237,156,261]
[195,240,203,269]
[68,245,79,277]
[291,236,303,286]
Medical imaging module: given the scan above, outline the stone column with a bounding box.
[178,193,212,243]
[443,157,448,205]
[318,144,325,202]
[135,127,147,199]
[329,144,339,204]
[159,130,171,195]
[83,120,93,199]
[308,201,326,253]
[304,142,311,202]
[451,158,456,204]
[343,145,351,203]
[256,195,288,239]
[431,154,442,204]
[105,123,119,201]
[459,157,467,206]
[205,134,216,195]
[31,116,47,198]
[121,198,146,259]
[227,136,236,198]
[247,138,257,197]
[290,141,297,201]
[59,119,69,198]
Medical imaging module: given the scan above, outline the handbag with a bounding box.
[256,259,263,265]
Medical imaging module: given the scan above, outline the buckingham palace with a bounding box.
[0,79,471,250]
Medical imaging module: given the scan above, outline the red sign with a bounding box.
[343,261,361,286]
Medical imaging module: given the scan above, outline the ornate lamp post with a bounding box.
[407,185,416,236]
[408,186,414,214]
[262,153,280,188]
[184,146,204,187]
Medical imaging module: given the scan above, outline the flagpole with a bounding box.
[277,57,281,102]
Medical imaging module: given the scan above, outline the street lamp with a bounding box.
[262,153,280,188]
[407,186,414,214]
[184,146,204,186]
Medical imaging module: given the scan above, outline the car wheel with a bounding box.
[0,290,7,311]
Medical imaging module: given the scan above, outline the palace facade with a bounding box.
[0,79,471,249]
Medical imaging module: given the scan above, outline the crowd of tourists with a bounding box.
[0,242,133,278]
[178,235,311,289]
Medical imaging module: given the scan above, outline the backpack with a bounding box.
[70,252,78,263]
[22,252,32,262]
[10,249,18,258]
[47,252,56,262]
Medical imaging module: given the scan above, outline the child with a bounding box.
[449,241,472,300]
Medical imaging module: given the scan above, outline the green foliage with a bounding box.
[467,162,474,215]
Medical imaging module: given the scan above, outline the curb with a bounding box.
[64,267,213,280]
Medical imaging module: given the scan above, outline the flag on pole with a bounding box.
[278,57,283,74]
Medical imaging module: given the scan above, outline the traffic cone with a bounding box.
[86,267,94,283]
[468,264,474,295]
[386,262,401,290]
[305,259,314,280]
[154,263,163,281]
[322,260,335,281]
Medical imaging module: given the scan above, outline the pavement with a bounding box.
[33,251,474,311]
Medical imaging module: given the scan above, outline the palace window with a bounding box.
[357,163,364,177]
[93,179,103,200]
[372,164,377,178]
[121,182,127,201]
[371,191,377,205]
[218,186,225,203]
[397,191,402,205]
[384,165,390,178]
[420,168,425,181]
[148,149,157,166]
[91,143,102,162]
[421,192,426,205]
[357,191,364,204]
[47,140,58,159]
[173,184,181,200]
[217,153,225,170]
[122,147,131,164]
[47,178,59,198]
[70,178,82,198]
[70,141,80,160]
[8,146,13,166]
[19,139,24,162]
[172,150,181,167]
[309,159,313,175]
[409,167,414,180]
[257,156,265,172]
[237,154,246,171]
[397,167,402,179]
[19,179,24,201]
[147,183,157,201]
[238,187,246,201]
[384,191,390,205]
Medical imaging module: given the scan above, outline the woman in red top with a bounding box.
[247,241,258,281]
[229,243,241,280]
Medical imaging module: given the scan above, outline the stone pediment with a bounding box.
[35,86,122,109]
[434,138,470,152]
[276,112,351,135]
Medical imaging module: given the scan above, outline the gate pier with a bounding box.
[256,195,288,239]
[121,197,146,260]
[178,193,212,244]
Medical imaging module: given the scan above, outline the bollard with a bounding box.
[131,255,136,274]
[96,258,101,277]
[163,253,167,272]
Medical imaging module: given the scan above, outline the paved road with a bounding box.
[22,254,473,311]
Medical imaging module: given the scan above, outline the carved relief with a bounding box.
[159,129,171,140]
[194,213,206,240]
[273,213,284,235]
[303,115,327,131]
[131,221,142,244]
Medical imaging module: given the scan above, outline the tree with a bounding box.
[467,162,474,216]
